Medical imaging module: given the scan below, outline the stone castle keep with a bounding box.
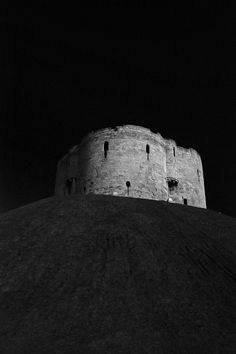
[55,125,206,208]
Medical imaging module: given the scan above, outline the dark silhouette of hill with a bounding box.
[0,195,236,354]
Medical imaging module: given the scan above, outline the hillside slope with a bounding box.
[0,195,236,353]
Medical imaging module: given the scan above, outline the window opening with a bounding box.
[126,181,131,195]
[66,178,73,195]
[146,144,150,160]
[197,169,201,182]
[183,198,188,205]
[83,186,86,193]
[167,177,178,193]
[66,177,76,195]
[104,141,109,158]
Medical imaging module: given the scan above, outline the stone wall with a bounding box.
[55,125,206,208]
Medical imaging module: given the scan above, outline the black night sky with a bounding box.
[1,5,235,217]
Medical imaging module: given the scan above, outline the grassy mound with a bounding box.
[0,194,236,353]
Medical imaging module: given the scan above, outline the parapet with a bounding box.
[55,125,206,208]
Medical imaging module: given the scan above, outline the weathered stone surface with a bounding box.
[55,125,206,208]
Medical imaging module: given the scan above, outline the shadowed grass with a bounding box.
[0,194,236,353]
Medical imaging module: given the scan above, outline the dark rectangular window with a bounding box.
[197,169,200,182]
[146,144,150,160]
[167,178,178,193]
[104,141,109,158]
[66,179,72,195]
[126,181,131,195]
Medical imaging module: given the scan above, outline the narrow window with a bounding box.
[146,144,150,160]
[173,147,176,156]
[183,198,188,205]
[66,178,73,195]
[126,181,131,195]
[104,141,109,158]
[83,186,86,193]
[197,169,200,182]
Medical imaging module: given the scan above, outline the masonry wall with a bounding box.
[166,143,206,207]
[55,126,168,201]
[55,125,206,208]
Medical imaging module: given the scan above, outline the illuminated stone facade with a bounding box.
[55,125,206,208]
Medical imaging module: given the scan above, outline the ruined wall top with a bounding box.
[64,125,201,160]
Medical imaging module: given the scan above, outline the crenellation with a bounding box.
[55,125,206,208]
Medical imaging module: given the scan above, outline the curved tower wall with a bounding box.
[166,143,206,207]
[55,126,168,201]
[55,125,206,208]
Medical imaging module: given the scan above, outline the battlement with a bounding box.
[55,125,206,208]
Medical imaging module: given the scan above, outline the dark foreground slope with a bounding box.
[0,195,236,354]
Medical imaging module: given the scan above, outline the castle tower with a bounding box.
[55,125,206,208]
